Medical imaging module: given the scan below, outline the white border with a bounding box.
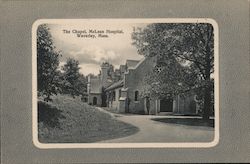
[32,18,219,149]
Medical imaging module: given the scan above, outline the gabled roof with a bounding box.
[126,60,140,69]
[105,80,124,91]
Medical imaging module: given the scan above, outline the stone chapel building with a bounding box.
[87,56,200,115]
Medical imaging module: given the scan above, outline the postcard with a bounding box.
[32,19,219,148]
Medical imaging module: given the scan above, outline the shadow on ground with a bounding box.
[38,101,65,128]
[151,118,214,127]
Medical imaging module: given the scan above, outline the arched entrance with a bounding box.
[93,97,97,105]
[160,98,173,112]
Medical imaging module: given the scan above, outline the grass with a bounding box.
[38,95,139,143]
[151,118,214,128]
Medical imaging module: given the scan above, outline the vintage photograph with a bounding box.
[2,0,249,162]
[32,19,218,147]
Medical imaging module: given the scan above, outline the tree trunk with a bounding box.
[202,31,213,121]
[203,46,212,121]
[203,86,211,120]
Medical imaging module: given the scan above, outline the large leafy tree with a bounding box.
[132,23,214,120]
[61,58,87,97]
[37,24,61,101]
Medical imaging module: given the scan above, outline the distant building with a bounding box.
[87,57,199,115]
[87,62,113,106]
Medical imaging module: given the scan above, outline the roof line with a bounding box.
[105,80,124,91]
[126,59,140,62]
[129,57,146,70]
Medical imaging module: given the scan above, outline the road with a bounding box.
[98,112,215,143]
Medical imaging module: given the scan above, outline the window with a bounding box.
[113,91,116,101]
[134,91,139,101]
[119,89,121,98]
[93,97,97,105]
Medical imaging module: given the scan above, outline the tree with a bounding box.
[37,24,61,101]
[61,58,87,97]
[132,23,214,120]
[101,87,107,107]
[142,57,198,99]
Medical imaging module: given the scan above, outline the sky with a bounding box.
[48,23,147,75]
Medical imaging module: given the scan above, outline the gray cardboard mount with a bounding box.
[1,0,249,163]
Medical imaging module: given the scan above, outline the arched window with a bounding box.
[119,89,121,98]
[134,91,139,101]
[113,91,116,101]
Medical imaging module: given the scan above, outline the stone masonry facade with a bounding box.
[87,56,199,115]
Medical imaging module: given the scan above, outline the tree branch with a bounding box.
[174,53,206,78]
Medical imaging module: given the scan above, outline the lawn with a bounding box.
[38,95,139,143]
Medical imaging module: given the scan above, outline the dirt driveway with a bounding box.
[98,112,215,143]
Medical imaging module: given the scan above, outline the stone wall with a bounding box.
[88,93,102,106]
[124,57,156,114]
[143,97,158,115]
[103,55,198,115]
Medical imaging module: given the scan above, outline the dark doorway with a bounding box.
[93,97,97,105]
[160,98,173,112]
[145,97,150,114]
[101,94,107,107]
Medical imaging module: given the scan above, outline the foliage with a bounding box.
[61,58,87,97]
[37,24,61,101]
[132,23,214,120]
[38,95,139,143]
